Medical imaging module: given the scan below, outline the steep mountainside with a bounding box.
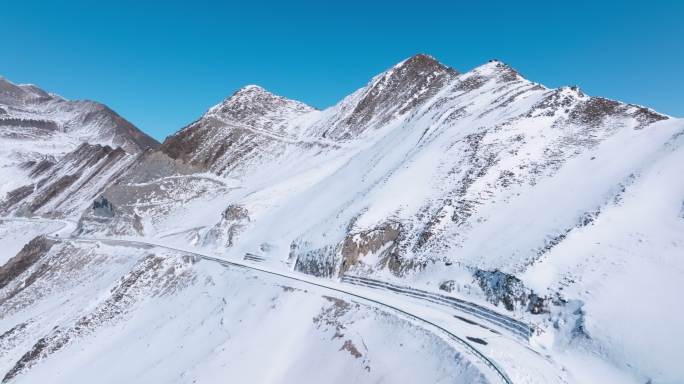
[0,76,158,211]
[73,54,684,383]
[0,143,135,218]
[160,84,323,176]
[0,76,158,152]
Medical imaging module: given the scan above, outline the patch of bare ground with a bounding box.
[312,296,371,371]
[340,339,362,358]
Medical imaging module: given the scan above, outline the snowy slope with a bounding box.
[71,54,683,383]
[0,143,137,218]
[0,239,487,384]
[1,54,682,383]
[519,124,684,382]
[0,76,158,202]
[160,84,324,177]
[0,76,157,152]
[0,220,61,266]
[85,56,672,270]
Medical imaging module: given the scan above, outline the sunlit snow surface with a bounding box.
[1,56,684,383]
[0,241,487,384]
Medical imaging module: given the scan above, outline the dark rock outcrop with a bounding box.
[0,76,158,153]
[0,236,56,290]
[93,196,115,217]
[473,269,549,313]
[338,222,402,276]
[28,159,55,178]
[0,185,35,214]
[439,280,457,293]
[159,85,314,175]
[322,54,459,140]
[293,245,337,278]
[0,143,132,217]
[203,204,250,247]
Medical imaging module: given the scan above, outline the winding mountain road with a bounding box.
[1,216,537,384]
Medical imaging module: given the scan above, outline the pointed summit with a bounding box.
[220,84,279,107]
[385,53,459,83]
[207,84,314,122]
[393,53,454,74]
[334,54,458,133]
[473,59,524,82]
[230,84,271,98]
[0,75,48,105]
[237,84,267,92]
[161,85,316,172]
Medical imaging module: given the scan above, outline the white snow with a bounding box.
[2,55,683,383]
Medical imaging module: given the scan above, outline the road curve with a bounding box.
[341,275,534,340]
[1,217,513,384]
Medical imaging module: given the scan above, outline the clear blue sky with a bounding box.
[2,0,682,141]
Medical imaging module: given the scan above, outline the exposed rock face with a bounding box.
[0,186,34,213]
[26,174,80,213]
[473,269,526,311]
[473,269,549,314]
[300,54,459,141]
[203,204,250,248]
[338,223,402,276]
[568,96,667,129]
[75,149,217,237]
[0,75,158,208]
[0,143,132,217]
[92,196,114,217]
[290,222,413,278]
[0,118,58,139]
[28,159,55,178]
[160,85,317,176]
[330,54,458,138]
[0,77,158,153]
[293,245,337,278]
[0,236,56,291]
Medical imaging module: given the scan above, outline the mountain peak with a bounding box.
[0,75,54,104]
[394,53,445,71]
[161,84,316,172]
[387,53,458,79]
[207,84,314,121]
[218,84,278,109]
[329,54,458,134]
[233,84,270,96]
[473,59,523,82]
[0,74,158,153]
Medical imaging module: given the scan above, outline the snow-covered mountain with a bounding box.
[0,76,157,153]
[1,55,683,383]
[161,84,319,175]
[0,76,158,216]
